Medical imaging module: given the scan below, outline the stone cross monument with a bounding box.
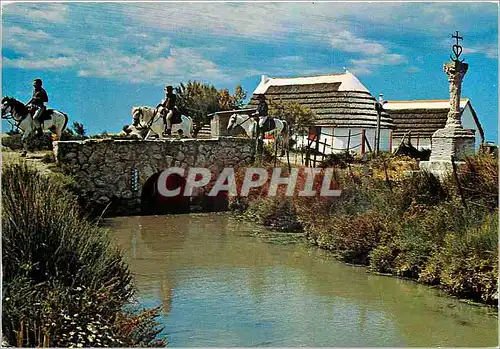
[420,31,476,177]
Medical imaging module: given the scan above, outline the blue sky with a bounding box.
[2,2,498,141]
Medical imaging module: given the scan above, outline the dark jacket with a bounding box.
[163,93,177,110]
[257,100,268,117]
[30,88,48,107]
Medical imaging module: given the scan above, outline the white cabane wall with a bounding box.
[385,99,483,152]
[293,127,392,154]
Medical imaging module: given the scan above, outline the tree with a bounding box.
[72,121,86,136]
[174,81,249,133]
[175,81,219,128]
[268,99,316,136]
[232,85,247,109]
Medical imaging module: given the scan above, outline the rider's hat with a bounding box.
[257,94,266,100]
[164,85,174,91]
[33,78,43,86]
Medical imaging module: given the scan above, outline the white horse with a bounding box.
[227,113,289,148]
[2,96,68,153]
[131,106,193,139]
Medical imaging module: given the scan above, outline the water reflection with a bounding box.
[107,214,498,347]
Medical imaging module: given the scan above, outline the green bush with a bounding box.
[245,196,302,232]
[421,211,498,303]
[2,163,166,347]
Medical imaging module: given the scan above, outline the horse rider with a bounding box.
[27,78,48,134]
[157,85,177,137]
[252,94,269,131]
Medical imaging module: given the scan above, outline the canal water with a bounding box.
[107,213,498,347]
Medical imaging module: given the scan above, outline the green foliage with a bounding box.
[175,81,248,130]
[72,121,87,136]
[268,99,315,136]
[2,163,166,346]
[394,171,447,213]
[245,197,302,232]
[420,211,498,303]
[454,154,497,210]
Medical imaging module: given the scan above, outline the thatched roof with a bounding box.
[247,72,393,129]
[384,98,484,141]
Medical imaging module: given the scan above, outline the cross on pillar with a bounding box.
[451,30,464,62]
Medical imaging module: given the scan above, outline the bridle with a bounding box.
[133,107,162,132]
[2,101,27,131]
[229,113,254,129]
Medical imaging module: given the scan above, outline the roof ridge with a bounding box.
[266,72,348,80]
[387,98,470,103]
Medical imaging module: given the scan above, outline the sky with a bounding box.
[1,2,498,141]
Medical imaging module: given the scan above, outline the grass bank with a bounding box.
[2,161,167,347]
[232,154,498,305]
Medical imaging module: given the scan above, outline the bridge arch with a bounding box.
[141,171,190,215]
[54,138,254,216]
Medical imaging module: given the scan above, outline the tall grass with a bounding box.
[2,162,166,347]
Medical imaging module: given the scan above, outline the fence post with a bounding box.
[322,138,327,161]
[361,129,365,154]
[313,126,321,167]
[331,127,335,156]
[416,133,420,149]
[389,130,393,152]
[347,129,351,153]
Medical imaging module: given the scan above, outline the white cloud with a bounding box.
[330,31,386,56]
[3,24,228,85]
[350,54,407,67]
[4,56,76,70]
[463,45,498,59]
[329,30,407,75]
[3,3,69,23]
[76,47,229,84]
[405,66,422,73]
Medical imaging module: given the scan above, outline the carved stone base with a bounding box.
[419,125,475,179]
[419,159,465,180]
[428,125,475,161]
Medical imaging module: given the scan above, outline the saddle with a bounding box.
[29,106,52,123]
[171,108,182,124]
[261,117,275,132]
[159,107,182,125]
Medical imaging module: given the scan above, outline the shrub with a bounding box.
[2,163,166,346]
[245,197,302,232]
[452,154,498,210]
[394,171,447,212]
[421,211,498,303]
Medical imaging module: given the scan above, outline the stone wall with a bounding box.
[54,137,254,215]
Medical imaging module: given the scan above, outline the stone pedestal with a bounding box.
[420,126,475,178]
[419,59,476,179]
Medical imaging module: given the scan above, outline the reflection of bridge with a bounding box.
[54,137,254,215]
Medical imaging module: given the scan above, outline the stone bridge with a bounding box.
[54,137,255,215]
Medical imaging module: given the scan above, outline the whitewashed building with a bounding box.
[384,99,484,151]
[248,72,394,154]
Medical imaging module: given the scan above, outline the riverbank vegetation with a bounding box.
[2,162,166,347]
[232,154,498,305]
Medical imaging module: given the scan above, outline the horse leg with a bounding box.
[20,133,29,157]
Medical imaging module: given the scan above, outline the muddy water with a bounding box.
[107,214,497,347]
